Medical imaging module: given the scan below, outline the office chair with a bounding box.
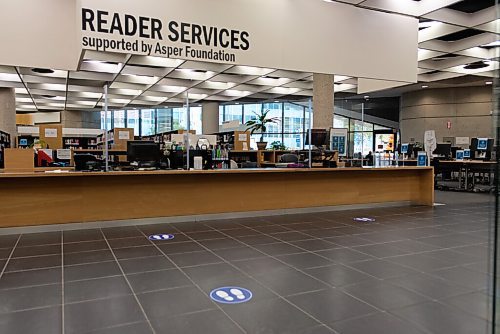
[276,154,299,168]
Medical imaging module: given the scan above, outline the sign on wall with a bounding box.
[77,0,418,83]
[330,128,348,156]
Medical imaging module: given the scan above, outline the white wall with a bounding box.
[0,0,80,70]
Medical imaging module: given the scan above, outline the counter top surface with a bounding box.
[0,166,432,178]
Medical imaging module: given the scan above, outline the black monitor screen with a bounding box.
[306,129,328,146]
[127,141,161,163]
[433,143,451,157]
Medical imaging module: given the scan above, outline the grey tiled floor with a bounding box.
[0,191,495,334]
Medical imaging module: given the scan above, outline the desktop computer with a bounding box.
[432,143,452,159]
[127,141,161,170]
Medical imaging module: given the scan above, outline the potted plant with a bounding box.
[245,109,279,150]
[270,141,286,150]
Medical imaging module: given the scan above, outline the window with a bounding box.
[243,104,260,123]
[113,110,126,128]
[172,107,187,130]
[157,108,172,133]
[126,110,140,136]
[190,107,202,134]
[141,109,156,136]
[224,104,243,123]
[351,132,373,156]
[350,119,373,132]
[100,111,112,130]
[334,115,349,130]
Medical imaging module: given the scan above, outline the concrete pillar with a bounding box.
[61,110,100,129]
[312,73,334,129]
[202,102,219,134]
[0,87,17,138]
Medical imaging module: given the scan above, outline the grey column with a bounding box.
[202,102,219,134]
[0,87,16,138]
[61,110,101,129]
[312,73,334,129]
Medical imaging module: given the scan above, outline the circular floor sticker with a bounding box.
[210,287,253,304]
[353,217,376,223]
[148,234,175,241]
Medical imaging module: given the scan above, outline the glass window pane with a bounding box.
[224,104,243,123]
[350,119,373,131]
[283,103,304,133]
[352,132,373,156]
[334,115,349,129]
[126,110,140,136]
[172,107,187,130]
[219,105,224,124]
[283,133,303,150]
[141,109,156,136]
[113,110,125,128]
[190,107,202,134]
[100,111,112,130]
[244,104,261,123]
[157,108,172,133]
[262,103,282,133]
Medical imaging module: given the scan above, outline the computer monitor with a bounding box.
[463,149,471,159]
[74,154,100,171]
[433,143,452,158]
[471,138,494,151]
[127,141,161,168]
[305,129,328,147]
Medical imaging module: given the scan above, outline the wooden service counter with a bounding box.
[0,167,434,227]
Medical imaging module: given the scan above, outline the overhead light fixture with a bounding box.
[464,61,489,70]
[422,85,429,89]
[481,41,500,48]
[418,21,439,30]
[364,95,370,99]
[32,68,54,74]
[486,81,493,85]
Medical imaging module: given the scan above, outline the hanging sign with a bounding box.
[77,0,417,83]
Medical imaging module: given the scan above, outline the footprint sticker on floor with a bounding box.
[216,290,234,302]
[210,287,252,304]
[230,288,245,300]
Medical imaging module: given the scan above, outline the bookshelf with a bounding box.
[0,130,11,168]
[215,130,251,151]
[63,137,98,149]
[97,128,134,150]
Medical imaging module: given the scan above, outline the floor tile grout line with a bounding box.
[0,234,22,280]
[61,231,65,334]
[136,229,248,334]
[98,228,157,334]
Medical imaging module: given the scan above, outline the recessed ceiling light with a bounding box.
[464,61,489,70]
[274,100,280,103]
[235,102,240,104]
[32,68,54,74]
[486,81,493,85]
[422,85,429,89]
[364,95,370,99]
